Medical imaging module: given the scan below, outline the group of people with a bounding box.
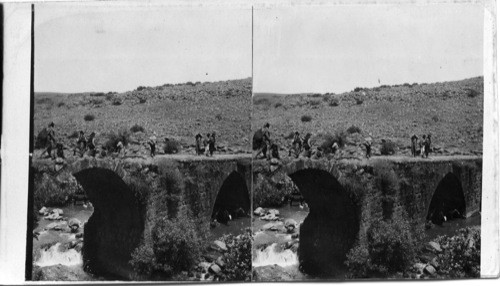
[195,132,217,156]
[411,134,432,158]
[253,123,280,160]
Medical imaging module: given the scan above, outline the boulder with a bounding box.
[262,221,284,231]
[254,207,265,216]
[267,209,280,216]
[38,207,48,215]
[430,257,440,270]
[424,265,436,276]
[52,208,64,215]
[413,262,426,273]
[198,262,211,272]
[427,241,442,252]
[68,218,81,232]
[213,240,227,252]
[260,213,279,221]
[284,219,297,233]
[209,264,221,275]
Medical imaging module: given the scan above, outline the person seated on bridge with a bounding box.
[411,134,418,157]
[311,146,323,160]
[289,131,302,158]
[253,123,271,159]
[425,134,432,158]
[195,133,203,155]
[331,142,339,154]
[116,140,124,155]
[55,142,66,159]
[73,131,87,157]
[87,132,97,157]
[270,142,280,160]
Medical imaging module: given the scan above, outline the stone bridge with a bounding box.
[253,155,482,276]
[32,154,252,279]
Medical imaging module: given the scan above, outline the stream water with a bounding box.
[252,204,481,281]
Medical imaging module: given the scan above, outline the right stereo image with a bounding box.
[251,3,484,281]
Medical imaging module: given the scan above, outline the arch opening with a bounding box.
[289,169,360,277]
[73,168,144,279]
[211,171,250,224]
[427,172,466,225]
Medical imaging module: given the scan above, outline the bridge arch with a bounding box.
[288,168,360,277]
[73,167,144,279]
[211,171,251,223]
[427,172,466,224]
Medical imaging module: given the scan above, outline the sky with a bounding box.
[35,2,252,93]
[253,3,484,94]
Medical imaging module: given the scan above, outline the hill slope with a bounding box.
[253,77,483,157]
[34,78,252,156]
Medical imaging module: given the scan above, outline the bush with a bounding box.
[163,139,181,154]
[345,217,418,278]
[103,129,130,152]
[433,227,480,278]
[90,98,104,105]
[346,125,361,134]
[253,175,295,208]
[373,161,399,219]
[33,171,80,211]
[466,88,480,98]
[112,98,122,106]
[317,130,347,154]
[353,87,364,92]
[139,98,147,104]
[218,229,252,281]
[329,98,339,107]
[301,115,313,122]
[57,102,65,108]
[253,97,271,106]
[355,98,364,105]
[67,131,79,139]
[308,100,321,107]
[274,102,283,108]
[432,115,439,122]
[215,113,223,121]
[130,124,145,133]
[137,86,147,91]
[380,140,396,155]
[36,98,54,105]
[84,114,95,121]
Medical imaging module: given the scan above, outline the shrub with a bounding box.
[112,98,122,106]
[130,124,145,133]
[432,115,439,122]
[186,81,195,86]
[301,115,313,122]
[215,113,223,121]
[218,229,252,281]
[105,94,115,101]
[353,87,364,92]
[90,98,104,105]
[163,139,181,154]
[33,171,80,212]
[329,98,339,107]
[253,175,295,208]
[317,130,347,154]
[433,227,480,278]
[345,217,418,278]
[403,83,411,87]
[84,114,95,121]
[380,140,396,155]
[67,131,79,139]
[103,129,130,152]
[346,125,361,134]
[139,98,147,104]
[309,93,322,97]
[57,102,65,108]
[130,242,157,277]
[151,215,202,273]
[253,97,271,106]
[355,98,364,105]
[137,86,147,91]
[466,88,480,98]
[373,161,399,219]
[274,102,283,108]
[283,131,295,140]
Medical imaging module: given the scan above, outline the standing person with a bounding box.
[301,133,312,158]
[411,134,418,157]
[116,141,124,156]
[209,132,217,156]
[420,135,427,158]
[87,132,97,157]
[195,134,203,155]
[289,131,302,158]
[253,123,271,159]
[41,122,56,158]
[204,133,211,156]
[363,140,372,158]
[424,134,431,158]
[148,135,157,157]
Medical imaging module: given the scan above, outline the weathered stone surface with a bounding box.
[253,265,296,281]
[428,241,442,252]
[424,265,437,276]
[254,207,265,216]
[33,265,92,281]
[213,240,227,251]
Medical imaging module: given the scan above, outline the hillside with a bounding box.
[253,77,483,158]
[34,78,252,156]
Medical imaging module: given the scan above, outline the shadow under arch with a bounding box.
[427,172,466,224]
[289,169,360,277]
[73,167,144,280]
[211,171,250,223]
